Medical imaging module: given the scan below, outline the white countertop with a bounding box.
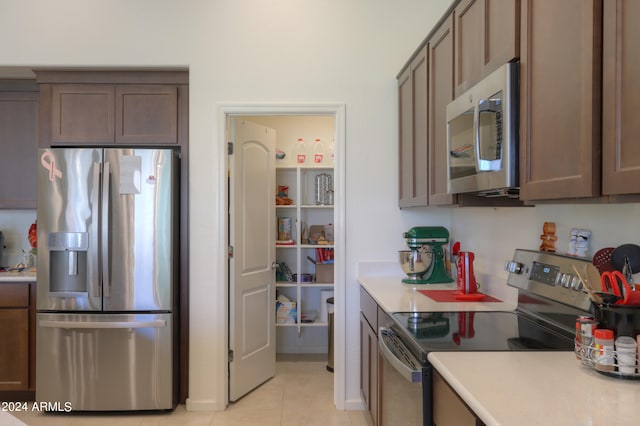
[358,275,516,313]
[429,351,640,426]
[0,270,37,282]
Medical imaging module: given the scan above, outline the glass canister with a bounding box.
[314,173,333,205]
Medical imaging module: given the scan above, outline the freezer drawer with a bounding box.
[36,313,174,411]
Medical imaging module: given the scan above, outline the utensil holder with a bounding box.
[576,304,640,380]
[575,339,640,380]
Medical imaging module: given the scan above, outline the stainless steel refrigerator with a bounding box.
[36,148,179,411]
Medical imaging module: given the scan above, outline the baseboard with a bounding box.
[185,398,223,412]
[344,397,367,411]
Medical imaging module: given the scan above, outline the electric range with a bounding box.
[378,249,594,426]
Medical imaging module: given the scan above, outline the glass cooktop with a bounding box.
[389,311,575,364]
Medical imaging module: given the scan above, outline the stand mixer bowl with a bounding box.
[399,248,434,284]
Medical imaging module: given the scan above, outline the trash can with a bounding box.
[326,297,334,372]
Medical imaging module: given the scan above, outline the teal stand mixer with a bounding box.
[400,226,453,284]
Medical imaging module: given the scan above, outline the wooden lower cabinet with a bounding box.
[433,370,484,426]
[0,283,34,395]
[0,309,29,390]
[360,287,380,425]
[360,312,378,425]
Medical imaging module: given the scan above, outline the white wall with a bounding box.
[0,0,454,411]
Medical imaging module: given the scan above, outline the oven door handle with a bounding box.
[378,327,422,383]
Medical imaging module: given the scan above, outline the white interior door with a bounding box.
[228,118,277,401]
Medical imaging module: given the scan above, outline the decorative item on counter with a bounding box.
[539,221,557,252]
[567,228,578,255]
[276,185,293,205]
[275,149,286,160]
[567,228,591,257]
[28,220,37,255]
[401,226,453,284]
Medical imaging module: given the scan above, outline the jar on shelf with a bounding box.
[314,173,333,205]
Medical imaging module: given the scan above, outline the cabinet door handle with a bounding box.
[272,262,280,270]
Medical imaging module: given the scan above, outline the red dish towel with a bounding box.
[418,289,503,303]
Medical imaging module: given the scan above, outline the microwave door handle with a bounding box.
[475,100,502,172]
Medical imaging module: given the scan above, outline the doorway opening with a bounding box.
[221,103,345,409]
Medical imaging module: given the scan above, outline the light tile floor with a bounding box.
[9,355,369,426]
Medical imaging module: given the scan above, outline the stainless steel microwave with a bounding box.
[446,62,519,197]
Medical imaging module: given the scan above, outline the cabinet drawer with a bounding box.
[0,284,30,307]
[360,287,378,333]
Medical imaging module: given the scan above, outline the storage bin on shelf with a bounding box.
[310,247,333,283]
[276,295,297,324]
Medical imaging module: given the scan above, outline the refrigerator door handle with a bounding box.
[39,319,167,329]
[91,162,101,299]
[101,161,111,297]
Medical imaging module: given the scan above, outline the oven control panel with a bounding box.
[505,249,592,311]
[529,261,561,286]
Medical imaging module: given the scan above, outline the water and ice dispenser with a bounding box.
[48,232,89,293]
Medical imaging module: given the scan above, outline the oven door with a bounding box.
[378,327,427,426]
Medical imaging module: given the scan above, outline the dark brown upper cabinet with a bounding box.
[519,0,602,201]
[0,85,38,209]
[398,47,429,208]
[428,14,457,206]
[454,0,520,97]
[602,0,640,195]
[36,70,187,147]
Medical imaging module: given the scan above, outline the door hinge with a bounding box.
[228,349,234,362]
[228,142,233,155]
[228,245,234,259]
